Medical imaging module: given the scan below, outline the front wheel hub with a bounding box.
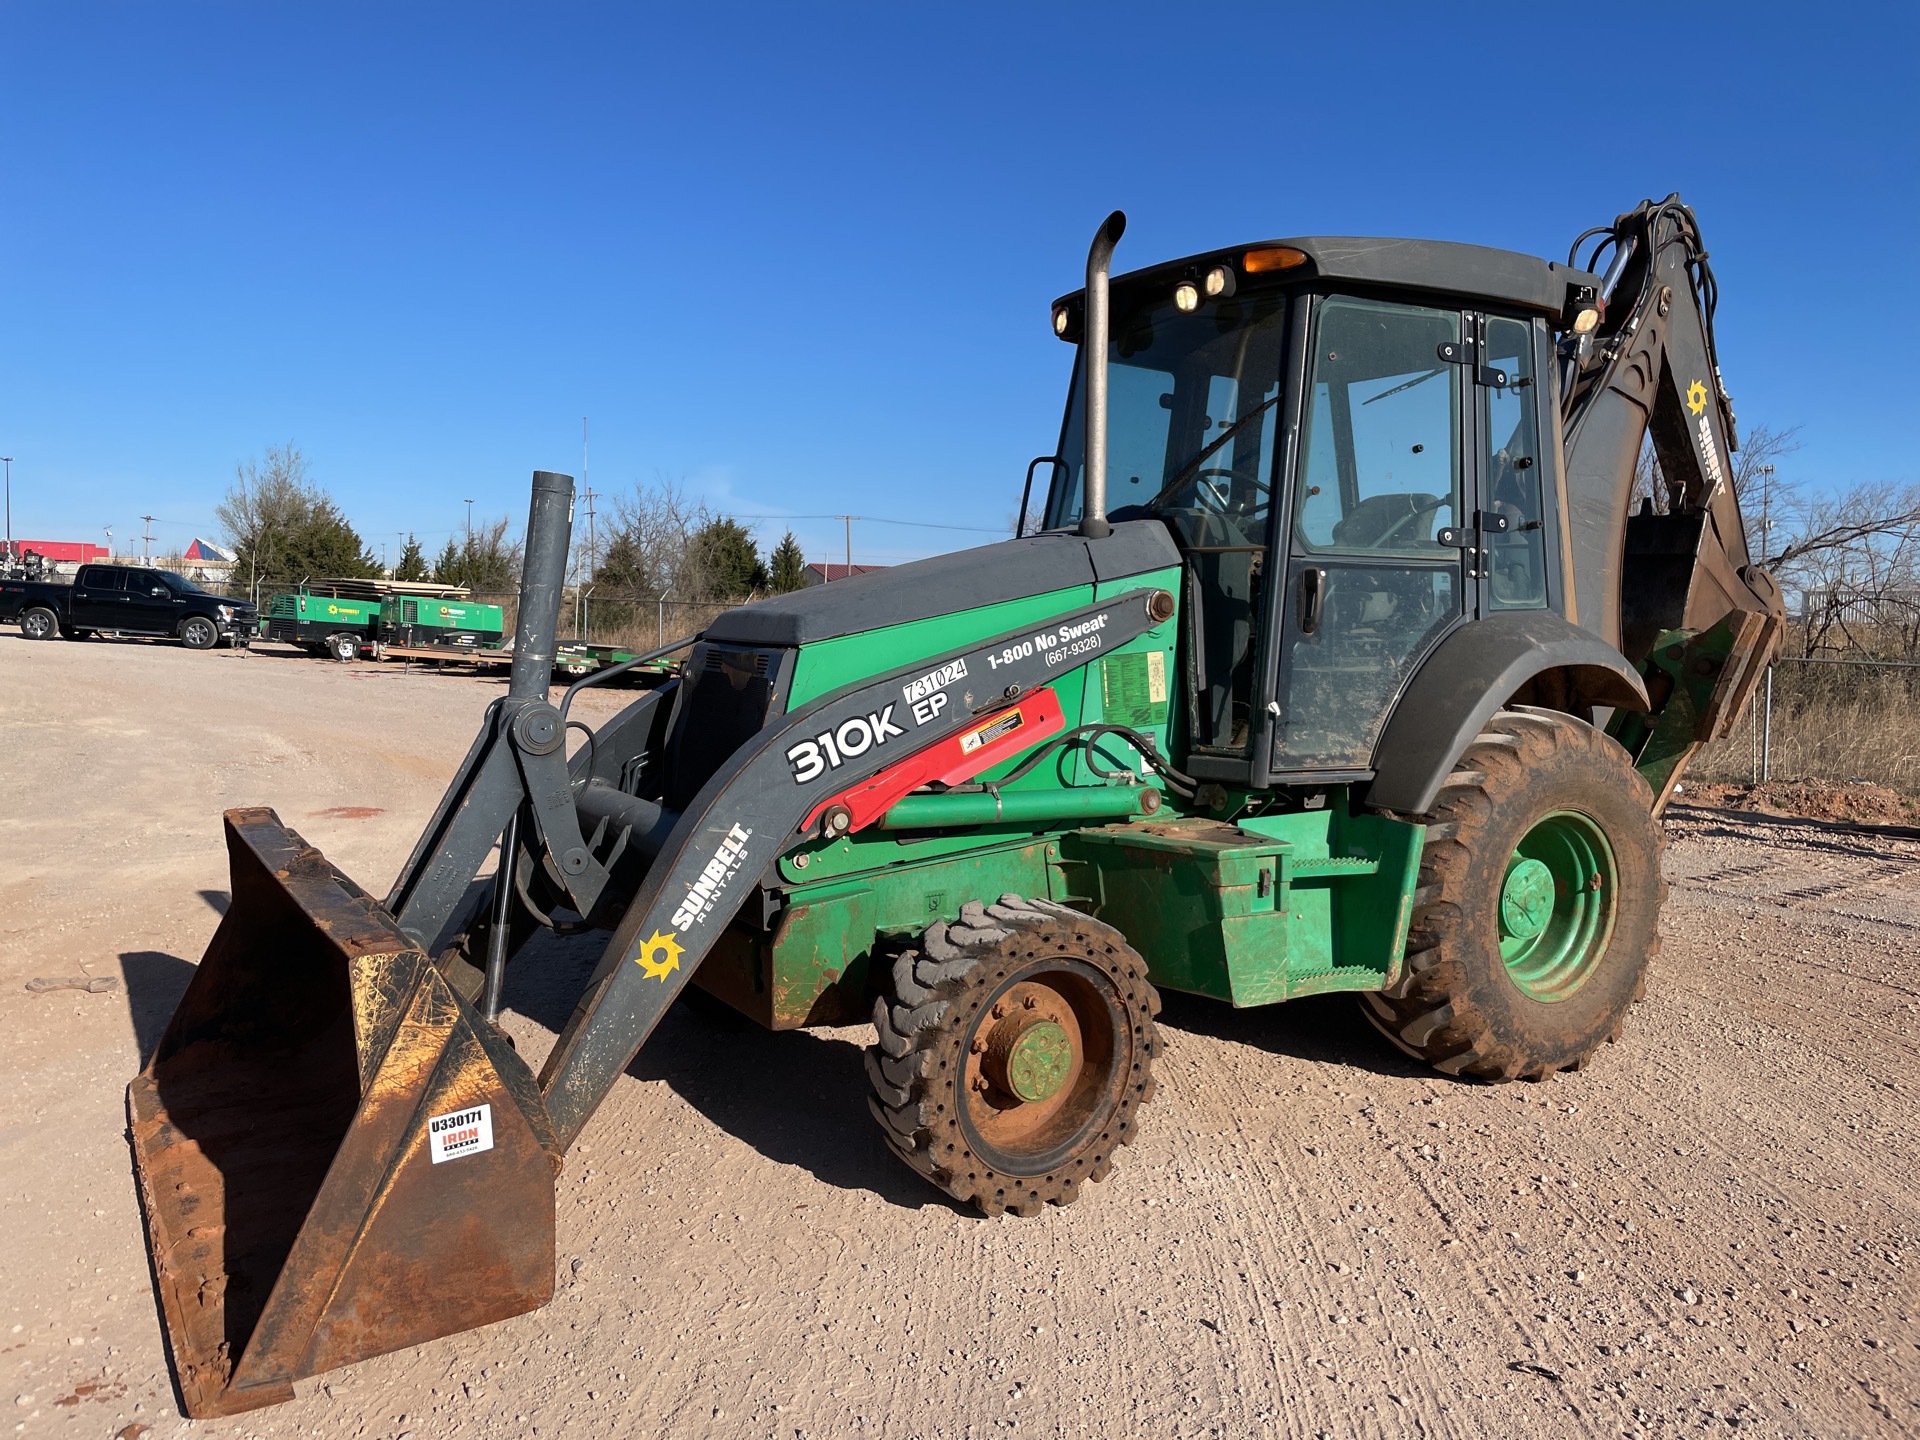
[985,1017,1072,1103]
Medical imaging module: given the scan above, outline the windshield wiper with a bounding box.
[1361,367,1446,406]
[1143,392,1285,510]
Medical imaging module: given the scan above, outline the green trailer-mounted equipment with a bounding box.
[382,593,506,650]
[129,198,1781,1417]
[262,580,503,660]
[261,589,384,660]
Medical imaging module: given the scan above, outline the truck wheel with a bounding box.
[867,895,1161,1217]
[328,633,359,662]
[20,606,59,640]
[179,616,218,650]
[1360,708,1664,1082]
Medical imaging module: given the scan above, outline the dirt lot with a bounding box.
[1,635,1914,1439]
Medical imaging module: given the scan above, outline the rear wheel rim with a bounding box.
[23,611,51,638]
[1498,810,1617,1002]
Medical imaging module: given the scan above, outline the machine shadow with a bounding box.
[119,950,197,1065]
[1155,988,1438,1083]
[501,933,967,1214]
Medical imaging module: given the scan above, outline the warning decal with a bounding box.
[427,1103,495,1163]
[1100,650,1169,727]
[960,709,1026,755]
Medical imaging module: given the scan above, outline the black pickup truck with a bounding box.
[1,563,256,649]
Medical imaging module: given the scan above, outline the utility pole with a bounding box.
[583,487,597,581]
[1753,463,1776,563]
[464,499,474,539]
[841,515,853,575]
[141,514,156,562]
[1,456,13,564]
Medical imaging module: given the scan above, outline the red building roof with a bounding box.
[11,540,108,563]
[804,562,889,584]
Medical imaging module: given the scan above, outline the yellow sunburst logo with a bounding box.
[1686,380,1708,416]
[635,929,684,981]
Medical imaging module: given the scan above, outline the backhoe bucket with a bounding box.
[128,808,559,1418]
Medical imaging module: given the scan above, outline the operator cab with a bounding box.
[1041,237,1588,790]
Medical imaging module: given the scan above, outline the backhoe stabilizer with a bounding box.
[128,809,558,1418]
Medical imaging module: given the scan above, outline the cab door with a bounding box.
[1266,296,1469,774]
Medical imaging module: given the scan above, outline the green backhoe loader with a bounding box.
[129,197,1781,1416]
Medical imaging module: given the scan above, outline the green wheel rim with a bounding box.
[1497,810,1617,1002]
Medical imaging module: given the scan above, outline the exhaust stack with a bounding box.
[1078,209,1126,540]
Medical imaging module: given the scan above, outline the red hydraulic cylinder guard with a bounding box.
[803,689,1067,835]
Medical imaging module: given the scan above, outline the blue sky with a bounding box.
[2,3,1912,569]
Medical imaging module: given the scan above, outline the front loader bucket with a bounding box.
[128,808,559,1418]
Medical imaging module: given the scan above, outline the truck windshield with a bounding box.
[1046,288,1288,551]
[157,569,206,594]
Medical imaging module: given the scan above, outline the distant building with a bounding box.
[184,538,236,563]
[9,539,108,565]
[803,562,889,587]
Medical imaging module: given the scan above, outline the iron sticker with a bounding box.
[427,1103,495,1163]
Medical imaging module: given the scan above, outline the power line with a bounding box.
[727,512,1006,534]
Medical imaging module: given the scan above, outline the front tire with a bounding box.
[1361,708,1664,1081]
[328,632,359,662]
[179,616,219,650]
[20,606,59,640]
[867,896,1161,1217]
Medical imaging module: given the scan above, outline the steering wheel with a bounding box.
[1374,497,1451,549]
[1186,467,1270,515]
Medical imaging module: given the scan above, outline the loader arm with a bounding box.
[1558,196,1785,803]
[537,588,1168,1147]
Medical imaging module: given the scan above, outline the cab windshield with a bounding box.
[1046,288,1288,551]
[157,569,206,594]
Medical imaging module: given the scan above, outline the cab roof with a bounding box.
[1058,236,1603,323]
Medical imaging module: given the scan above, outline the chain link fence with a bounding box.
[1692,655,1920,792]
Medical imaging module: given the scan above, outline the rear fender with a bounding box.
[1366,613,1648,816]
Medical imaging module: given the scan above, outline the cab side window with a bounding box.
[1483,316,1547,609]
[1295,297,1462,555]
[81,567,126,590]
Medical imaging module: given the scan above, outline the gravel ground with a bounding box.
[0,634,1913,1439]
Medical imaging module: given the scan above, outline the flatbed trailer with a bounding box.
[375,642,514,669]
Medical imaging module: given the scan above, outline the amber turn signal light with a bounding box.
[1243,246,1309,273]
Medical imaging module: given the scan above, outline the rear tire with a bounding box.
[20,606,59,640]
[180,616,219,650]
[1360,708,1664,1081]
[328,632,359,662]
[866,895,1161,1217]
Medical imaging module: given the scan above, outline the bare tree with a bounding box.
[597,477,718,600]
[217,444,311,599]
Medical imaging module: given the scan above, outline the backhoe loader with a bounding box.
[129,196,1781,1416]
